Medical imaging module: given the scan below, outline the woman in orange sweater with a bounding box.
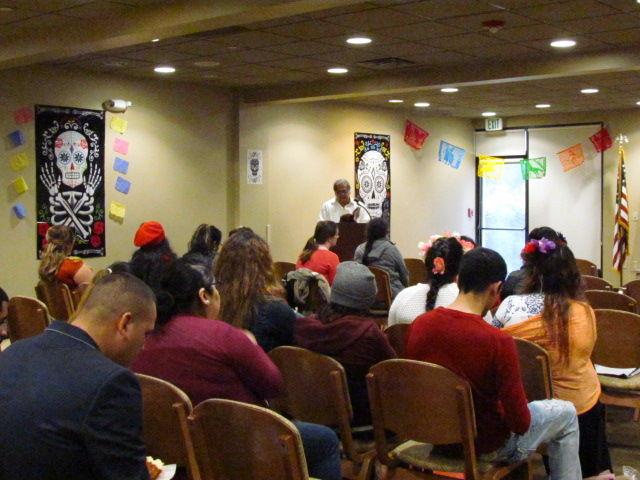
[296,221,340,285]
[500,238,611,478]
[38,225,93,289]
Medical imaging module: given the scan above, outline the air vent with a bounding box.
[357,57,416,70]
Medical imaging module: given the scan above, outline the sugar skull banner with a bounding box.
[354,132,390,223]
[36,105,106,258]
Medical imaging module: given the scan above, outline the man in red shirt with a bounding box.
[406,247,581,479]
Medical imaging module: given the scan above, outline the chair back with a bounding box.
[513,338,553,401]
[585,289,637,313]
[274,261,296,283]
[404,258,426,287]
[7,296,49,342]
[368,266,392,311]
[581,275,612,291]
[136,374,200,479]
[575,259,598,277]
[622,279,640,306]
[190,398,309,480]
[269,346,358,459]
[384,323,410,358]
[35,280,75,320]
[592,309,640,368]
[367,360,478,475]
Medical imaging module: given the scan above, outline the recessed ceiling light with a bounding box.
[535,103,551,108]
[441,87,458,93]
[346,36,372,45]
[414,102,430,107]
[193,60,220,68]
[151,38,160,43]
[636,100,640,106]
[327,67,348,74]
[482,111,496,117]
[388,99,404,103]
[550,39,576,48]
[0,6,14,12]
[581,88,599,94]
[154,65,176,74]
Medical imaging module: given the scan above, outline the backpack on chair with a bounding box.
[285,269,330,315]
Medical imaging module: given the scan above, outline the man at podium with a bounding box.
[318,179,370,223]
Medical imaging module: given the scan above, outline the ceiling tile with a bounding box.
[7,0,94,13]
[592,0,640,13]
[260,39,343,56]
[0,8,42,24]
[313,48,394,66]
[491,23,576,42]
[303,3,379,19]
[375,21,464,41]
[0,13,74,36]
[516,0,620,22]
[322,7,421,29]
[589,27,640,44]
[438,10,538,32]
[559,13,640,33]
[454,43,546,59]
[265,19,353,40]
[261,56,336,73]
[484,0,576,10]
[118,47,198,63]
[390,0,500,20]
[214,30,297,48]
[58,1,137,19]
[526,35,612,51]
[424,32,506,49]
[167,39,242,56]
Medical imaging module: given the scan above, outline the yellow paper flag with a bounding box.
[478,155,504,179]
[109,201,126,221]
[10,152,29,171]
[110,116,128,135]
[12,176,28,194]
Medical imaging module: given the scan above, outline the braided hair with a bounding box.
[424,237,463,311]
[362,217,388,266]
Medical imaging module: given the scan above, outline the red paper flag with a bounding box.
[557,144,585,172]
[404,119,429,150]
[589,127,612,153]
[13,106,34,125]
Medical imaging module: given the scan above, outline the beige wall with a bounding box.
[484,109,640,286]
[1,65,234,296]
[238,101,476,264]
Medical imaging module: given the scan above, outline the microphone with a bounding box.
[353,195,372,221]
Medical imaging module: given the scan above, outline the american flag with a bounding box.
[613,146,629,272]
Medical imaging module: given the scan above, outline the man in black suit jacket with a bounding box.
[0,273,157,480]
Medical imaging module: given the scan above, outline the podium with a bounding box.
[331,222,366,262]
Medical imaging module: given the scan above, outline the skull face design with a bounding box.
[250,157,260,176]
[54,131,88,188]
[357,150,388,218]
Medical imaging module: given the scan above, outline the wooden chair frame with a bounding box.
[368,266,392,315]
[35,280,75,321]
[404,258,427,287]
[575,259,598,277]
[581,275,613,291]
[7,296,50,343]
[513,338,554,402]
[384,323,410,359]
[585,289,637,313]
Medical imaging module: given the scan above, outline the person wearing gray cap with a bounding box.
[295,261,397,427]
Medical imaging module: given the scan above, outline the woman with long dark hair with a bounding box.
[388,236,463,326]
[38,225,93,288]
[499,239,612,478]
[296,221,340,284]
[187,223,222,260]
[129,221,177,291]
[353,217,408,298]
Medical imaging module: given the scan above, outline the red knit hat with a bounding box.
[134,221,165,247]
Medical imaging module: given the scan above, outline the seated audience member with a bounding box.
[354,217,409,298]
[295,262,396,426]
[388,236,463,326]
[500,226,566,300]
[228,225,254,238]
[499,240,612,477]
[215,229,298,352]
[0,286,8,339]
[296,221,340,285]
[0,273,156,480]
[133,253,341,480]
[38,225,93,289]
[187,223,222,261]
[406,248,581,479]
[130,221,177,291]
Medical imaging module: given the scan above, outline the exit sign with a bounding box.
[485,117,503,131]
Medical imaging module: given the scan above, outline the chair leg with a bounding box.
[357,451,376,480]
[634,408,639,422]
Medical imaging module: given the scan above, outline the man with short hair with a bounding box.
[318,178,370,223]
[406,248,581,479]
[0,273,157,480]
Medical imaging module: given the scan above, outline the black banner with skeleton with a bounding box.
[354,132,391,224]
[36,105,105,258]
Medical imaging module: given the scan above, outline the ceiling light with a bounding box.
[154,65,176,74]
[193,60,220,68]
[346,36,372,45]
[581,88,599,94]
[535,103,551,108]
[482,111,496,117]
[550,39,576,48]
[636,101,640,106]
[388,99,403,103]
[441,87,458,93]
[327,67,348,74]
[151,38,160,43]
[414,102,430,107]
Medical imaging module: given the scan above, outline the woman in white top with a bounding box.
[388,237,463,326]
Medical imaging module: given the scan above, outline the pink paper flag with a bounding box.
[113,138,129,155]
[557,144,585,172]
[13,106,34,125]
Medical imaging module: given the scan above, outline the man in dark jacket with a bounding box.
[0,273,156,480]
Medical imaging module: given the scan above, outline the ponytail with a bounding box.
[299,221,338,264]
[38,225,75,282]
[299,237,319,264]
[362,217,388,266]
[424,237,463,312]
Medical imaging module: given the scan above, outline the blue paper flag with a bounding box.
[8,130,24,147]
[438,140,465,169]
[115,176,131,194]
[113,157,129,175]
[12,203,26,219]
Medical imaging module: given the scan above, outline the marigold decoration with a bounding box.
[418,231,474,258]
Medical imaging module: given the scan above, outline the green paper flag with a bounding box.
[521,157,546,180]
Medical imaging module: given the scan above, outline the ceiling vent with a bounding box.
[357,57,416,70]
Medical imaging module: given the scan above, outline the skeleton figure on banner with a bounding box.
[354,132,391,223]
[39,122,102,239]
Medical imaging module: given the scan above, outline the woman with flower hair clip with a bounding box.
[497,239,612,479]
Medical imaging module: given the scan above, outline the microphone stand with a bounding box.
[353,197,372,222]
